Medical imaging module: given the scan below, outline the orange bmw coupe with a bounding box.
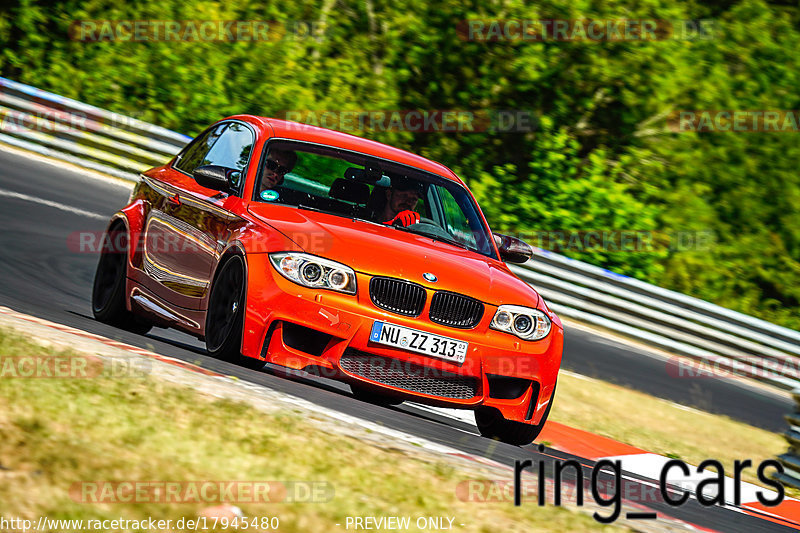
[92,116,563,445]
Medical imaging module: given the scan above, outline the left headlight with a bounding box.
[490,305,551,341]
[268,252,357,295]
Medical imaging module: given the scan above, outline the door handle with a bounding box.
[167,193,181,206]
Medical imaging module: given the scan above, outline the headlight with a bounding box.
[490,305,551,341]
[269,252,357,294]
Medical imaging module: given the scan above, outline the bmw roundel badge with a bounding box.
[423,272,438,283]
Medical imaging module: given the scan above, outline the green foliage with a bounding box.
[1,0,800,329]
[470,126,663,279]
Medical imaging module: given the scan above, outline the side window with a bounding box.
[174,123,226,174]
[439,186,477,247]
[203,122,254,171]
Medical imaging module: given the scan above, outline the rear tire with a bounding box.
[205,256,264,370]
[91,226,152,335]
[475,384,556,446]
[350,384,404,406]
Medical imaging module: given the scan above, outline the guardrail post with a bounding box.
[775,388,800,488]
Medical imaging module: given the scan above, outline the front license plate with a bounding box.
[369,321,468,364]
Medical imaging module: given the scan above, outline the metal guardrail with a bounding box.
[776,390,800,488]
[511,251,800,390]
[0,76,189,180]
[2,76,800,390]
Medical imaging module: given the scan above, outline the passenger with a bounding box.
[380,176,424,227]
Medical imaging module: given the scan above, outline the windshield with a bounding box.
[253,140,496,259]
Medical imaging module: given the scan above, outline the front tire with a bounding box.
[91,226,152,335]
[205,256,264,370]
[475,384,556,446]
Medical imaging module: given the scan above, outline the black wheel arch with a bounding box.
[207,241,249,309]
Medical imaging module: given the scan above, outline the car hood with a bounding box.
[247,204,540,307]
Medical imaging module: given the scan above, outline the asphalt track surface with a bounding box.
[0,147,795,532]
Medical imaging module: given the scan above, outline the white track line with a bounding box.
[0,188,107,220]
[0,142,134,190]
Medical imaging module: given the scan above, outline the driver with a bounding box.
[260,148,297,191]
[380,176,424,227]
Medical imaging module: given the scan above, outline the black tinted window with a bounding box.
[174,123,226,173]
[203,122,254,171]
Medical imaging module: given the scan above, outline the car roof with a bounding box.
[231,115,465,186]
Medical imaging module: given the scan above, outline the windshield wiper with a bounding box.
[433,236,474,252]
[296,204,478,252]
[400,226,476,253]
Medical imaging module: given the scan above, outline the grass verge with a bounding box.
[0,328,613,532]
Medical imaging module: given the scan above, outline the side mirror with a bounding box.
[493,233,533,264]
[193,165,241,193]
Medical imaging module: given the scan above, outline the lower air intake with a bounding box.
[339,350,478,400]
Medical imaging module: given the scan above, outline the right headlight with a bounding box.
[490,305,551,341]
[268,252,357,294]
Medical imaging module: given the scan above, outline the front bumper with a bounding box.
[240,254,563,425]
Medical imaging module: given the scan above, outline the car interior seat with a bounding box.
[329,178,370,205]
